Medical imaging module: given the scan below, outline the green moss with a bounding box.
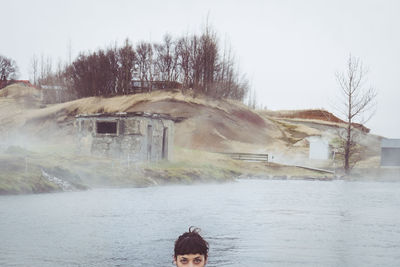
[0,150,87,195]
[0,170,60,195]
[141,160,238,185]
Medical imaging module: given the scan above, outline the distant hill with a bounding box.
[263,109,370,133]
[264,109,345,123]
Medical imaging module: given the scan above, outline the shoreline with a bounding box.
[3,171,399,196]
[0,146,394,196]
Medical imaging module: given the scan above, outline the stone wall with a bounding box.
[75,113,174,162]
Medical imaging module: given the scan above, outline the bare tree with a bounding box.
[189,35,203,94]
[0,55,18,85]
[45,56,53,82]
[154,34,178,82]
[39,54,45,84]
[335,55,377,174]
[200,25,218,95]
[117,39,136,94]
[176,35,192,92]
[30,54,39,85]
[136,42,154,91]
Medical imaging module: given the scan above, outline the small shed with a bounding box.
[75,112,177,162]
[381,138,400,167]
[308,136,331,160]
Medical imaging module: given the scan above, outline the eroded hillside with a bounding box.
[0,85,286,153]
[0,84,384,194]
[0,84,381,164]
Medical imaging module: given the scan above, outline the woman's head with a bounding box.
[174,227,208,266]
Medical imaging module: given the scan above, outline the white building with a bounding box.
[381,138,400,167]
[308,136,331,160]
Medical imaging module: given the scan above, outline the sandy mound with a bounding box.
[127,99,282,152]
[0,84,381,169]
[0,83,41,99]
[0,86,286,153]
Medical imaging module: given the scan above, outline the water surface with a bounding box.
[1,179,400,266]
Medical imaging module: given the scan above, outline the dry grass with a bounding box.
[0,84,41,98]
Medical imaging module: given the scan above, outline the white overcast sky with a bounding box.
[2,0,400,138]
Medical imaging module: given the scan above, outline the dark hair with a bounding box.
[174,227,209,259]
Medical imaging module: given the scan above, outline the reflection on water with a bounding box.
[1,179,400,266]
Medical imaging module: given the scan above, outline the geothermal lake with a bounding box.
[1,179,400,266]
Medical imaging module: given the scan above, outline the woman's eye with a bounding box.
[180,259,188,263]
[194,258,201,263]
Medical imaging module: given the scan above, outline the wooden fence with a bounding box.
[220,152,269,162]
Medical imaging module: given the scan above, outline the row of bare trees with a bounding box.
[29,54,66,88]
[64,41,133,97]
[51,28,249,100]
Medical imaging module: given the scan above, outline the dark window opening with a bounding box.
[97,121,117,134]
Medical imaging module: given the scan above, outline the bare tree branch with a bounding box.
[334,55,377,174]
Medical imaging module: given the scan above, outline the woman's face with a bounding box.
[174,254,207,267]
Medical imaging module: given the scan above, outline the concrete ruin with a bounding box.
[75,112,176,162]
